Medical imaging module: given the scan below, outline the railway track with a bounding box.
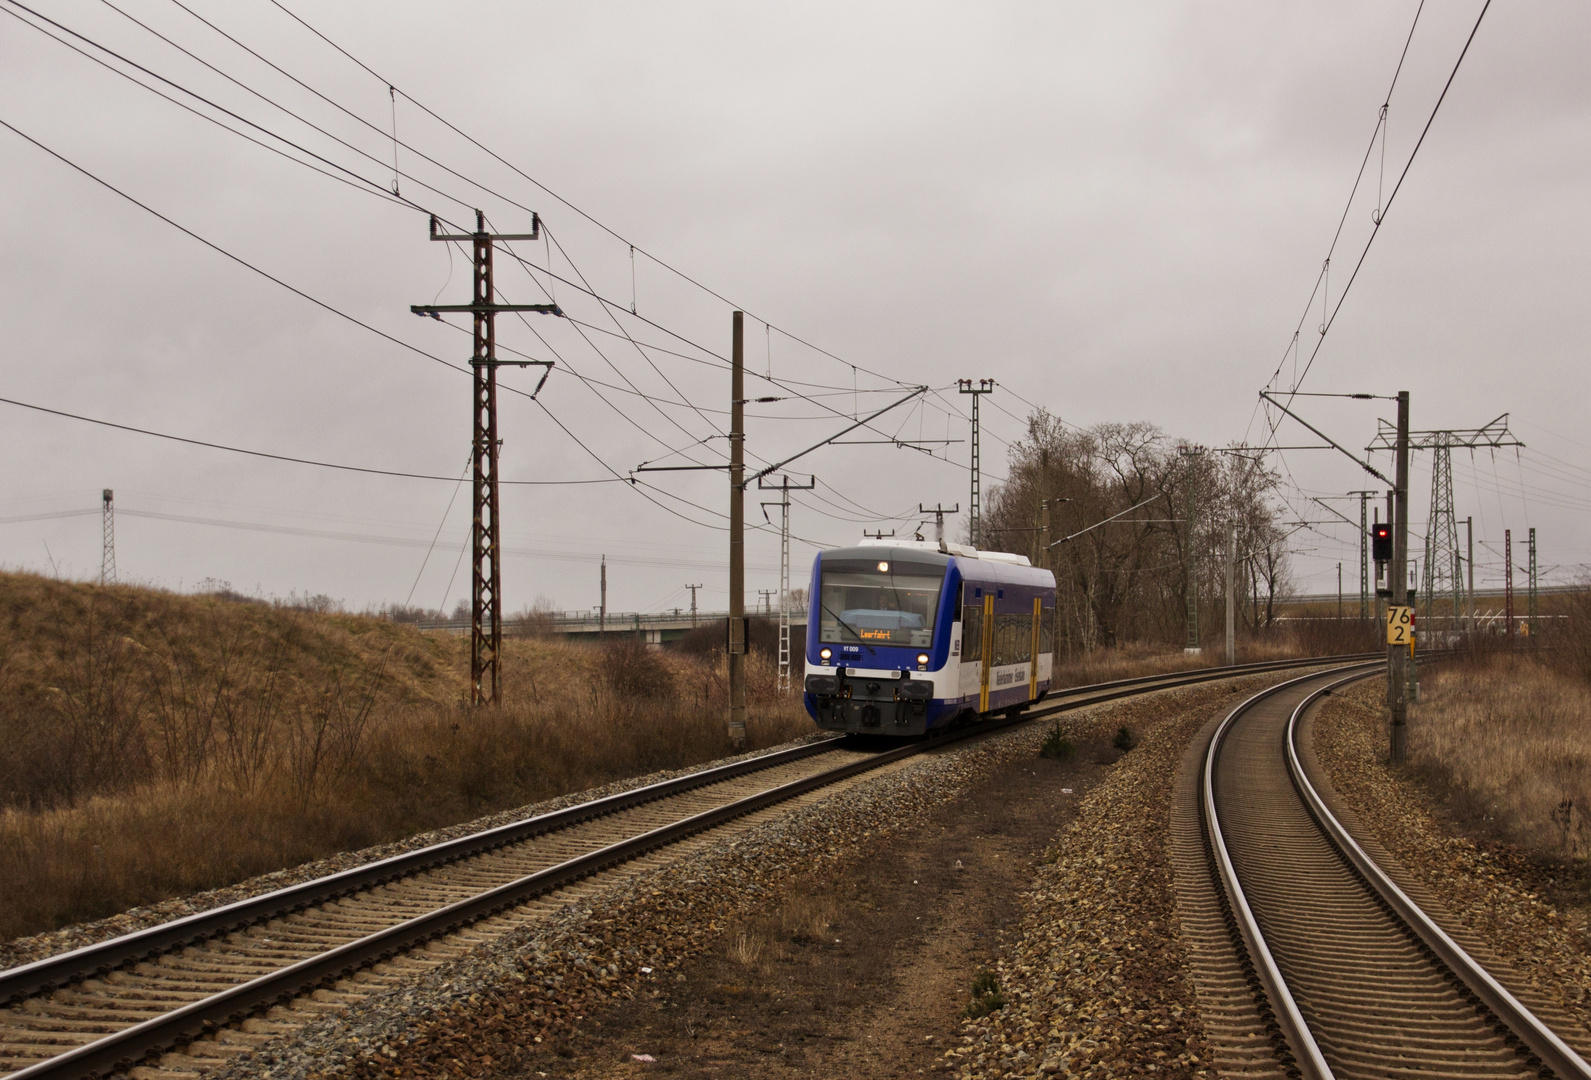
[1,652,1369,1080]
[1191,665,1591,1080]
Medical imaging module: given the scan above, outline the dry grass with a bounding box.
[0,571,807,943]
[1411,653,1591,858]
[1048,618,1367,691]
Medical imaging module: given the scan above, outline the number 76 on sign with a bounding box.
[1386,605,1414,648]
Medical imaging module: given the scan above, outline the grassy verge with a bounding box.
[1411,651,1591,858]
[0,571,806,943]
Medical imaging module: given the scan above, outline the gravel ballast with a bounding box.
[933,680,1287,1080]
[1311,679,1591,1042]
[0,737,832,973]
[205,679,1279,1080]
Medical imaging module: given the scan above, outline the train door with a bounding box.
[1028,596,1042,700]
[978,592,994,712]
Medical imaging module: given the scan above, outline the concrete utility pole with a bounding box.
[412,211,558,706]
[1225,522,1236,666]
[100,489,116,586]
[1389,390,1410,765]
[919,502,959,544]
[728,311,748,746]
[686,584,702,627]
[1529,527,1538,640]
[1179,446,1204,653]
[1040,500,1052,569]
[600,555,607,638]
[1338,563,1343,621]
[957,379,994,546]
[763,475,815,694]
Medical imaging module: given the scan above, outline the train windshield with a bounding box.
[818,559,944,647]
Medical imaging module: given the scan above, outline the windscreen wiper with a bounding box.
[820,602,876,655]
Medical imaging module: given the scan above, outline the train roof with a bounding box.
[820,537,1033,567]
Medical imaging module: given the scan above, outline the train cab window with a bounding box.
[818,559,945,647]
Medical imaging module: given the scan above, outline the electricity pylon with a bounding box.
[101,489,116,585]
[1369,414,1522,632]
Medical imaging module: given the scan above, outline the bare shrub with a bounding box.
[39,590,151,804]
[601,637,673,700]
[511,594,561,638]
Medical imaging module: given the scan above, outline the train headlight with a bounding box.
[916,652,930,666]
[819,647,832,661]
[877,560,890,572]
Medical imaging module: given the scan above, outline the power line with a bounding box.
[0,394,621,484]
[263,0,918,395]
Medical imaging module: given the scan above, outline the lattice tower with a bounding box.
[1422,444,1462,626]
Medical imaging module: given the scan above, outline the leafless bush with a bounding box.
[511,593,560,638]
[601,637,674,700]
[282,655,388,804]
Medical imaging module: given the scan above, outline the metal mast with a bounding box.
[412,211,558,705]
[100,489,116,585]
[958,379,993,547]
[1349,490,1376,622]
[1422,443,1461,629]
[762,474,815,694]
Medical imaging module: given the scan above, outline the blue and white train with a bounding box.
[801,538,1058,736]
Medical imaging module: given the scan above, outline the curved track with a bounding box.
[1201,665,1591,1080]
[1,652,1367,1080]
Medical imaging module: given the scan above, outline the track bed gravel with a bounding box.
[199,677,1281,1080]
[1310,679,1591,1043]
[934,679,1297,1080]
[0,738,832,973]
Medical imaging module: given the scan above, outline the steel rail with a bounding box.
[5,650,1377,1080]
[1285,674,1591,1080]
[0,737,847,1005]
[1201,667,1377,1080]
[0,649,1374,1007]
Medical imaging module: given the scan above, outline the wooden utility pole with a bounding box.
[1389,390,1410,764]
[728,311,747,746]
[412,211,558,706]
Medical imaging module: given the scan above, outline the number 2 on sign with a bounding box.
[1387,605,1414,646]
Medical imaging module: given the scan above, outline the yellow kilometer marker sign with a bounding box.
[1387,605,1414,648]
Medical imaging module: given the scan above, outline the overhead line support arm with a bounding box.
[1259,390,1392,486]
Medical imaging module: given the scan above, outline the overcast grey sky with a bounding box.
[2,1,1586,615]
